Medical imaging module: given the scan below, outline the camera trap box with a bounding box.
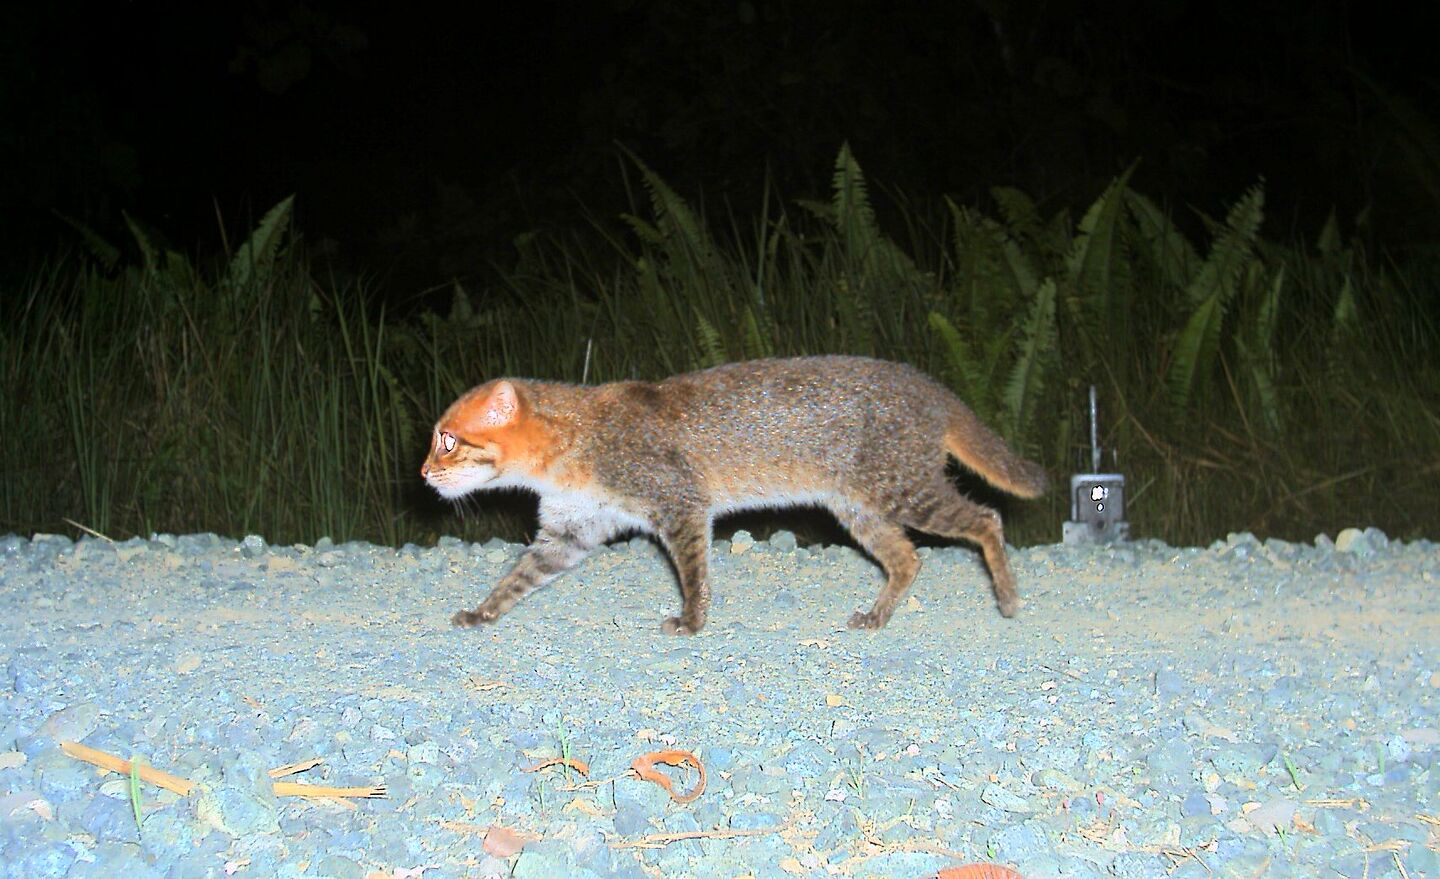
[1062,473,1130,544]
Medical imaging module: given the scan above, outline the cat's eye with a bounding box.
[441,432,456,452]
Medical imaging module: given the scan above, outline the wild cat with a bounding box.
[421,356,1047,635]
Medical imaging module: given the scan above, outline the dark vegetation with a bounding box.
[1,2,1436,547]
[3,147,1435,547]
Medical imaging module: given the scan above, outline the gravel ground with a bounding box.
[0,526,1436,879]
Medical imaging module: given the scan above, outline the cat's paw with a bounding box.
[996,594,1024,618]
[661,616,700,636]
[846,609,886,630]
[452,607,499,627]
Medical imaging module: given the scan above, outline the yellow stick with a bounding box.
[61,741,386,799]
[273,782,387,799]
[60,741,195,797]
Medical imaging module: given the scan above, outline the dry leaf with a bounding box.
[935,865,1024,879]
[630,750,706,803]
[563,798,606,817]
[522,756,590,776]
[481,823,530,858]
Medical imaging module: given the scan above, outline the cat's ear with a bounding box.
[460,380,521,433]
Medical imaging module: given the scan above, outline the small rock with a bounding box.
[1180,790,1209,818]
[980,783,1033,814]
[407,740,441,765]
[314,854,365,879]
[729,811,781,830]
[240,534,267,558]
[512,842,575,879]
[730,530,755,555]
[35,702,103,744]
[1178,816,1217,848]
[1111,852,1168,879]
[195,753,280,836]
[769,530,798,551]
[1243,797,1296,833]
[1154,668,1186,698]
[612,802,649,837]
[1210,742,1274,776]
[1335,527,1371,555]
[1032,768,1081,792]
[1146,737,1195,784]
[1385,734,1412,763]
[991,821,1047,861]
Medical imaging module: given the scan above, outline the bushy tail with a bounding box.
[944,403,1048,498]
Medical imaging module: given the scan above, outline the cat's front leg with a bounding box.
[452,523,596,627]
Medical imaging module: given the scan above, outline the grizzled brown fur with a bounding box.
[421,356,1047,635]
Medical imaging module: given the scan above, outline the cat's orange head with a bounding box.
[422,380,549,498]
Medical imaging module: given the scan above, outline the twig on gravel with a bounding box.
[1159,845,1213,875]
[61,741,386,799]
[1307,797,1370,811]
[60,741,194,796]
[62,518,114,543]
[842,836,969,866]
[523,756,591,776]
[272,782,386,798]
[1394,851,1412,879]
[610,814,796,849]
[270,757,324,777]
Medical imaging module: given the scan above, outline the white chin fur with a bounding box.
[427,465,499,499]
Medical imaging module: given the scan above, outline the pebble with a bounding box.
[980,783,1033,814]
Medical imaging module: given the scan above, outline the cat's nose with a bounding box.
[420,462,429,478]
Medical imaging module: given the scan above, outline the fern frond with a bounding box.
[1234,264,1284,434]
[741,303,773,359]
[228,195,295,290]
[123,211,161,279]
[946,197,1021,334]
[1001,277,1057,445]
[619,146,716,270]
[832,142,878,256]
[619,213,665,248]
[990,186,1043,244]
[1124,189,1197,294]
[1332,274,1358,335]
[1065,162,1137,361]
[1184,183,1264,307]
[928,310,980,401]
[1165,287,1227,414]
[693,311,726,369]
[1316,207,1342,256]
[52,211,121,271]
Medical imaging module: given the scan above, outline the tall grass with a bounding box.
[2,147,1436,547]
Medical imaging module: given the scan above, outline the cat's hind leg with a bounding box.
[832,503,921,630]
[657,510,712,636]
[897,479,1021,618]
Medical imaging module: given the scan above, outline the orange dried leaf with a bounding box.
[936,865,1025,879]
[481,823,531,858]
[522,756,590,776]
[630,749,706,803]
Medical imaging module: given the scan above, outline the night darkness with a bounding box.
[6,1,1440,298]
